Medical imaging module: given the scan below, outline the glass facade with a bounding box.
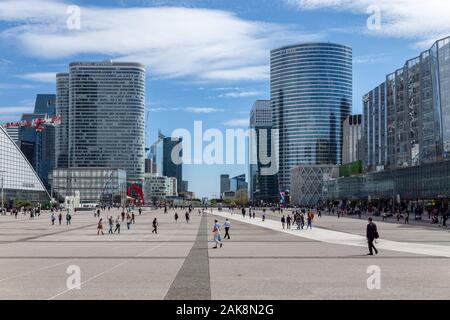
[0,126,49,206]
[17,94,56,189]
[291,164,339,205]
[325,160,450,201]
[50,168,127,205]
[56,73,69,169]
[249,100,278,203]
[271,43,352,191]
[342,114,362,164]
[363,36,450,171]
[59,61,145,185]
[220,174,230,197]
[162,137,183,193]
[230,174,247,193]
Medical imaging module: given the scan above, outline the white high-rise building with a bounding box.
[56,61,146,184]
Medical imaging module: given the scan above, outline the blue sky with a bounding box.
[1,0,450,198]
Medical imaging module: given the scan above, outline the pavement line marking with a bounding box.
[212,210,450,258]
[0,259,75,283]
[164,214,211,300]
[46,215,192,300]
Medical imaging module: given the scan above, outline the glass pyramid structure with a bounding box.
[0,125,49,206]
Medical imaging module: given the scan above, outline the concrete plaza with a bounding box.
[0,207,449,300]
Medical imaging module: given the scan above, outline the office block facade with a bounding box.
[342,114,362,165]
[57,61,146,185]
[271,43,352,192]
[249,100,278,203]
[162,137,183,193]
[362,36,450,171]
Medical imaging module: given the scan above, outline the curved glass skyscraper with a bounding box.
[271,43,352,191]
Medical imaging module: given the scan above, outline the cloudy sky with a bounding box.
[1,0,450,198]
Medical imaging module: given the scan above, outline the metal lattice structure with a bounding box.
[290,165,338,206]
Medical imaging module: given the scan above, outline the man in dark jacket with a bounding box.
[366,217,379,255]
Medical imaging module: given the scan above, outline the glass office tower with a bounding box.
[62,61,146,184]
[162,137,183,193]
[271,43,352,192]
[249,100,278,203]
[56,73,69,169]
[362,36,450,171]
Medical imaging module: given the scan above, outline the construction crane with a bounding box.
[2,115,61,132]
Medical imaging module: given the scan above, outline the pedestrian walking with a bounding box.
[212,220,223,249]
[366,217,379,255]
[281,215,286,229]
[108,216,114,234]
[152,218,158,234]
[126,213,132,230]
[185,212,190,223]
[114,216,121,234]
[97,218,104,235]
[224,219,231,239]
[51,213,55,225]
[405,212,410,224]
[174,212,179,223]
[58,212,62,225]
[307,212,313,229]
[286,215,291,229]
[131,212,135,224]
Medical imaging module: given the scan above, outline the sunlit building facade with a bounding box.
[0,126,49,206]
[362,36,450,171]
[271,43,352,192]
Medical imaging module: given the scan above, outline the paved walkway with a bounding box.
[0,208,448,299]
[212,210,450,258]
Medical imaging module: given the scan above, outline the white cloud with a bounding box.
[223,118,249,127]
[0,83,36,89]
[353,53,388,65]
[185,107,224,114]
[0,106,34,114]
[285,0,450,47]
[0,0,322,82]
[17,72,57,83]
[218,90,264,98]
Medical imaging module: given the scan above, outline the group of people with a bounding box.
[211,218,232,249]
[97,208,137,235]
[281,210,314,230]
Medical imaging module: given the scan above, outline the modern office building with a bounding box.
[162,137,183,193]
[271,43,352,192]
[362,36,450,171]
[324,36,450,204]
[50,168,127,205]
[57,61,146,185]
[249,100,278,203]
[180,180,188,193]
[325,160,450,202]
[220,174,230,198]
[2,126,19,145]
[342,114,362,164]
[143,174,177,202]
[55,73,69,169]
[18,94,57,189]
[230,174,248,193]
[0,125,49,207]
[290,164,339,205]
